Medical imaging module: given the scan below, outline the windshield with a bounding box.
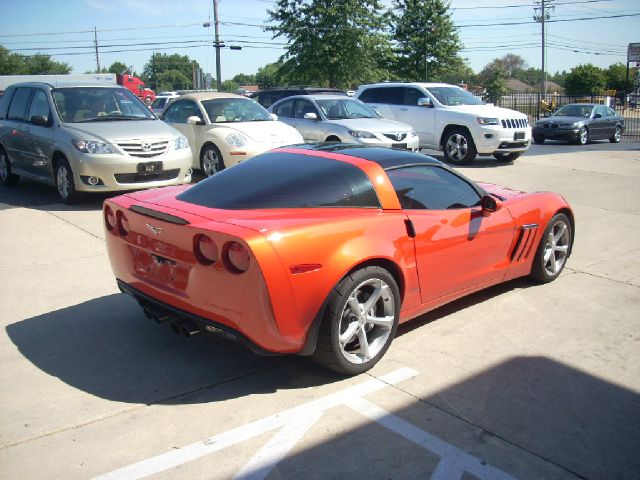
[426,87,484,106]
[52,87,155,123]
[202,98,271,123]
[315,98,378,120]
[552,104,594,118]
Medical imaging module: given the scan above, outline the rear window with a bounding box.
[177,152,380,209]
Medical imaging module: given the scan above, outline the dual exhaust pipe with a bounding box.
[142,307,200,337]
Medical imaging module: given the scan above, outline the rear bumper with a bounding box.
[117,279,278,356]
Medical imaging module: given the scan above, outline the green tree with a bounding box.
[391,0,461,82]
[564,64,606,95]
[0,46,24,75]
[221,80,240,92]
[268,0,392,88]
[232,73,256,85]
[255,61,286,88]
[485,66,508,104]
[605,63,627,93]
[142,53,200,90]
[436,57,476,85]
[108,61,129,75]
[156,69,190,91]
[0,47,71,75]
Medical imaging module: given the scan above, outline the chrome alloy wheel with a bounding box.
[543,218,570,277]
[613,127,621,142]
[446,134,468,162]
[338,278,395,365]
[56,164,70,199]
[579,127,588,145]
[202,148,221,176]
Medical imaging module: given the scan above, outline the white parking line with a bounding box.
[93,367,516,480]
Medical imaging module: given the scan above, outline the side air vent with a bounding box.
[510,224,539,262]
[129,205,190,225]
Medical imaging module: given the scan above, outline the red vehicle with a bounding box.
[104,145,574,374]
[116,73,156,105]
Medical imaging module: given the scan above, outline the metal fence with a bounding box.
[493,93,640,139]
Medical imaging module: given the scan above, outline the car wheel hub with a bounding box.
[338,278,395,365]
[447,134,467,161]
[203,149,220,176]
[543,219,570,276]
[57,166,69,198]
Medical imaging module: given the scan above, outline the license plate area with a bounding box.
[514,131,525,140]
[137,161,163,175]
[132,249,190,290]
[392,143,407,150]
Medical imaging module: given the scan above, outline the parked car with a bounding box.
[249,87,347,109]
[104,144,574,374]
[161,92,302,176]
[532,103,625,145]
[268,94,419,150]
[356,82,531,164]
[0,82,192,203]
[150,93,179,116]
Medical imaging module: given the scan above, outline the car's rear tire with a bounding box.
[55,158,80,204]
[311,266,400,375]
[530,213,572,283]
[533,136,545,144]
[493,152,521,162]
[0,148,20,186]
[609,126,622,143]
[442,128,477,165]
[200,144,225,177]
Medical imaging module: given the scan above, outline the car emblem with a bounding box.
[146,223,163,236]
[141,142,152,152]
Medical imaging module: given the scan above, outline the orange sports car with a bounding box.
[104,145,574,374]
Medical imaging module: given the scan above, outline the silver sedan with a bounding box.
[268,95,419,150]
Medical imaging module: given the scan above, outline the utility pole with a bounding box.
[534,0,554,96]
[213,0,222,91]
[94,27,101,72]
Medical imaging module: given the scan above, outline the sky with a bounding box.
[1,0,638,84]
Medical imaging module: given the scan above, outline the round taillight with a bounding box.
[104,205,116,232]
[116,210,129,237]
[224,241,250,273]
[193,234,218,265]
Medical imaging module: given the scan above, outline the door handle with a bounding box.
[399,108,408,112]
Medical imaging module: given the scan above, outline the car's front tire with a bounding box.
[609,126,622,143]
[533,136,545,145]
[311,266,400,375]
[530,213,572,283]
[55,158,80,204]
[200,144,225,177]
[574,126,589,145]
[443,128,477,165]
[0,147,19,186]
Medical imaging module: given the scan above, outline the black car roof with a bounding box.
[287,143,443,169]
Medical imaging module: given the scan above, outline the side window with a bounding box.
[28,89,51,122]
[358,88,380,103]
[7,87,33,121]
[163,100,201,123]
[295,100,319,119]
[273,99,294,118]
[402,88,423,106]
[377,87,404,105]
[386,165,481,210]
[594,106,607,118]
[0,88,15,119]
[606,107,616,117]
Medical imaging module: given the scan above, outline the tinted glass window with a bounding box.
[316,98,378,119]
[294,99,319,119]
[8,87,33,121]
[177,152,380,209]
[358,88,380,103]
[28,89,51,121]
[594,106,607,118]
[163,100,202,123]
[273,99,295,118]
[202,98,270,123]
[51,87,155,123]
[386,165,481,210]
[402,88,423,106]
[377,87,404,105]
[606,107,616,117]
[0,88,15,119]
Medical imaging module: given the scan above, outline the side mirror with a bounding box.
[417,97,433,107]
[303,112,318,120]
[481,195,502,216]
[187,115,205,125]
[30,115,49,127]
[270,113,278,121]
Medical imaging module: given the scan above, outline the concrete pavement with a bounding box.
[1,142,639,479]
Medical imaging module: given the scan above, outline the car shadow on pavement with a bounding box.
[5,292,342,406]
[260,356,640,480]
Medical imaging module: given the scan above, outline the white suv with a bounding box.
[356,82,531,164]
